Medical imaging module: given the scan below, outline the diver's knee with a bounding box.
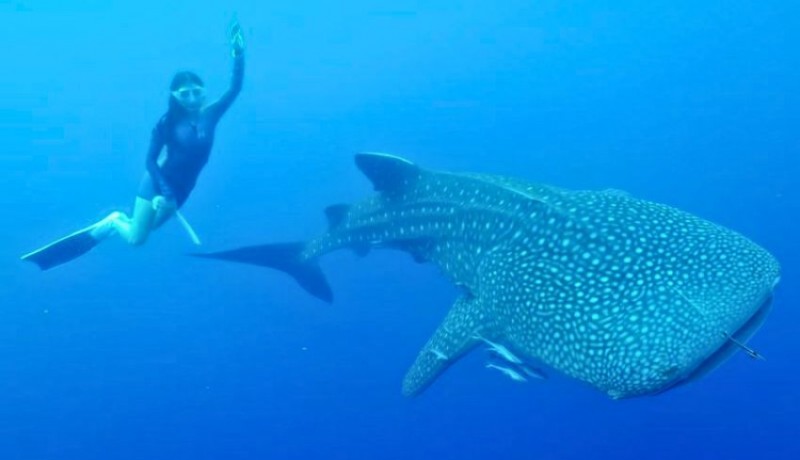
[127,232,149,246]
[128,237,146,246]
[125,226,150,246]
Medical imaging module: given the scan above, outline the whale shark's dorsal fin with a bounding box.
[355,152,421,192]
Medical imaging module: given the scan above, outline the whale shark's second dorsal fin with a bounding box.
[324,203,369,256]
[324,204,350,230]
[355,152,421,192]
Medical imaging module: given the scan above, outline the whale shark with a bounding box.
[192,152,780,399]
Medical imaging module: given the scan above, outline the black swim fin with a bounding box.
[21,225,100,271]
[190,242,333,303]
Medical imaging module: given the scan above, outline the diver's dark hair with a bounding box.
[162,71,205,129]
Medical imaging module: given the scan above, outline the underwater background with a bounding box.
[1,1,798,459]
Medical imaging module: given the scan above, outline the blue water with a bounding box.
[1,1,798,459]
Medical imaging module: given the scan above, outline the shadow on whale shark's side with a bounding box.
[192,153,781,399]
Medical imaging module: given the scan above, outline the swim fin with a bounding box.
[21,225,101,270]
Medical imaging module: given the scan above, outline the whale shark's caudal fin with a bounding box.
[190,242,333,303]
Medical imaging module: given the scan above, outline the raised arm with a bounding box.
[206,54,244,121]
[206,20,246,121]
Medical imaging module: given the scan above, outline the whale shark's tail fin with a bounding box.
[191,242,333,303]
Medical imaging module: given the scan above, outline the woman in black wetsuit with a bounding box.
[102,21,246,245]
[21,21,246,270]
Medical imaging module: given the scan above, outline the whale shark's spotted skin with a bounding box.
[200,153,780,398]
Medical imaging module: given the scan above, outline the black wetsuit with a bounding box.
[138,54,244,208]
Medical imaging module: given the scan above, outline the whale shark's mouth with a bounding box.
[662,292,774,393]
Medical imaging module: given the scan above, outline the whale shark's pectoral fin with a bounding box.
[402,295,488,397]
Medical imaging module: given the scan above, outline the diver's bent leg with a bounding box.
[23,197,157,270]
[89,198,155,245]
[121,197,156,245]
